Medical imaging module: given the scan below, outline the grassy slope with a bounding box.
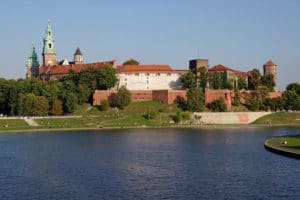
[252,112,300,125]
[35,101,182,129]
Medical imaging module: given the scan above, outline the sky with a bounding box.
[0,0,299,90]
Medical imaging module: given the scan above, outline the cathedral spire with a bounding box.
[27,42,39,67]
[26,42,40,78]
[42,21,57,66]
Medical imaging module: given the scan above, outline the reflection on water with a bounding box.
[0,127,299,199]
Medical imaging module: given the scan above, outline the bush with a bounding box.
[208,97,227,112]
[247,99,261,111]
[181,111,190,120]
[100,100,109,111]
[173,112,182,123]
[144,111,158,120]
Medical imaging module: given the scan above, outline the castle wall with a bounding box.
[117,72,183,90]
[93,89,187,106]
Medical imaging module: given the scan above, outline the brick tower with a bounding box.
[263,60,277,92]
[42,22,56,66]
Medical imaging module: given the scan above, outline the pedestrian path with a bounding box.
[23,118,40,126]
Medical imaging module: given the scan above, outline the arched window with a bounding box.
[49,43,51,48]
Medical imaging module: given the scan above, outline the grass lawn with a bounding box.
[253,112,300,125]
[265,135,300,155]
[0,119,31,131]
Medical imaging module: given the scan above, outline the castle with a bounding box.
[26,22,279,110]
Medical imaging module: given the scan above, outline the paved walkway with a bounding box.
[23,118,40,126]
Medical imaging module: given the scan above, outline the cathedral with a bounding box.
[26,22,118,81]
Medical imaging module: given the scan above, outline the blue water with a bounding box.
[0,127,299,200]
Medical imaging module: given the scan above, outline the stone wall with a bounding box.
[193,112,271,124]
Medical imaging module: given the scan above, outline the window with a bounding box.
[156,73,160,76]
[135,73,139,76]
[49,43,52,48]
[167,73,171,76]
[146,73,150,76]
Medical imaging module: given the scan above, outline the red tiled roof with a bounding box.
[117,65,172,72]
[209,64,250,76]
[263,60,277,66]
[39,61,115,75]
[209,64,232,72]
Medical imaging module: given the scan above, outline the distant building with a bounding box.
[263,60,277,92]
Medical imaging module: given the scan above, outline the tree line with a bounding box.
[0,66,121,116]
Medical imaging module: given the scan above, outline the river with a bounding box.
[0,127,299,199]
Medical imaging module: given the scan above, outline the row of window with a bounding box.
[124,73,173,76]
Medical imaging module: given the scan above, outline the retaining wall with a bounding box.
[193,112,271,124]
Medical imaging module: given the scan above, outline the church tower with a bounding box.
[26,43,40,78]
[74,47,83,64]
[42,22,56,66]
[263,60,277,92]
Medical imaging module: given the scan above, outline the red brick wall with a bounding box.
[205,88,232,111]
[93,90,187,105]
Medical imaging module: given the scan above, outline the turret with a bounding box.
[263,60,277,92]
[26,43,40,78]
[74,47,83,64]
[42,22,56,66]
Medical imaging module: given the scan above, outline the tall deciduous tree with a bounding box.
[248,69,261,90]
[179,71,197,89]
[186,88,205,112]
[50,99,63,115]
[97,66,118,89]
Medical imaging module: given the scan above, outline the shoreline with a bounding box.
[0,123,299,133]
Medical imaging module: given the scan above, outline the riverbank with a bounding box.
[264,136,300,159]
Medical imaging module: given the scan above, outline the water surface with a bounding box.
[0,127,299,199]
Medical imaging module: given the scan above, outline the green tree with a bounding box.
[99,99,109,111]
[237,76,247,90]
[283,90,300,110]
[50,99,63,115]
[197,67,208,89]
[210,72,222,89]
[77,83,91,105]
[261,74,275,91]
[247,99,261,111]
[123,58,140,65]
[286,82,300,95]
[179,71,197,89]
[97,66,118,90]
[186,88,205,112]
[63,92,78,113]
[78,68,98,90]
[208,97,227,112]
[114,86,131,109]
[32,96,49,116]
[248,69,261,90]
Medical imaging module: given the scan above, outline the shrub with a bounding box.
[144,111,158,120]
[208,97,227,112]
[100,100,109,111]
[173,112,182,123]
